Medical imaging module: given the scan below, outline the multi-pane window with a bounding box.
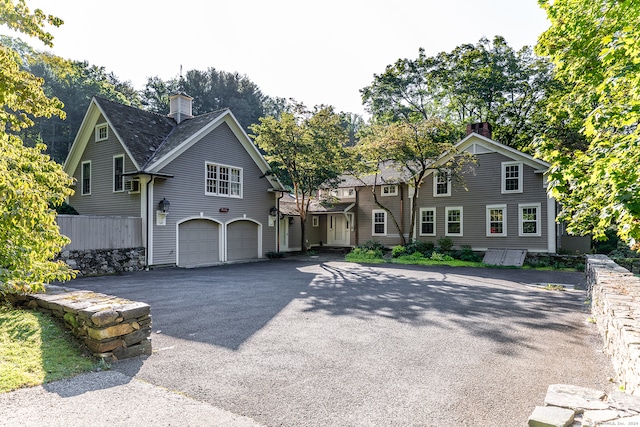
[502,162,522,193]
[445,207,463,236]
[205,162,242,198]
[95,123,108,141]
[381,185,398,196]
[486,205,507,237]
[434,171,450,196]
[519,203,541,236]
[81,161,91,195]
[113,155,124,192]
[372,209,387,236]
[420,208,436,236]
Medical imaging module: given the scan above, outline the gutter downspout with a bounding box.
[145,176,152,270]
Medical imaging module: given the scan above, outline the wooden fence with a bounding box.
[57,215,143,251]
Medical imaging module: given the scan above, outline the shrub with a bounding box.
[437,237,453,252]
[345,247,384,262]
[406,241,435,257]
[431,252,454,261]
[459,245,481,262]
[358,240,386,253]
[398,252,425,261]
[392,245,407,258]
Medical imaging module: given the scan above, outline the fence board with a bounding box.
[57,215,143,250]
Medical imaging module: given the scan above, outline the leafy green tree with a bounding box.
[355,118,472,244]
[142,67,269,131]
[536,0,640,242]
[250,102,349,252]
[361,36,554,150]
[0,0,75,294]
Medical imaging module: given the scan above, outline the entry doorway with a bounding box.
[327,214,350,246]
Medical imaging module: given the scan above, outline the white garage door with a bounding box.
[178,220,220,267]
[227,220,259,261]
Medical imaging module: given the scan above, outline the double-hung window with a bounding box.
[381,185,398,196]
[372,209,387,236]
[433,171,450,197]
[205,162,242,198]
[419,208,436,236]
[502,162,523,193]
[95,123,108,142]
[113,155,124,192]
[519,203,541,236]
[445,207,463,236]
[81,161,91,195]
[486,204,507,237]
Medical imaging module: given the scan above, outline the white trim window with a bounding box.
[81,161,91,195]
[419,207,436,236]
[312,216,319,227]
[113,154,124,192]
[95,123,108,142]
[205,162,243,198]
[519,203,541,236]
[381,185,398,196]
[486,204,507,237]
[343,188,355,198]
[445,206,463,236]
[372,209,387,236]
[502,161,523,194]
[329,189,340,198]
[433,171,450,197]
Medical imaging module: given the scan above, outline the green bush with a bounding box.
[399,252,425,261]
[459,245,481,262]
[431,252,454,261]
[392,245,407,258]
[358,240,386,253]
[406,241,435,257]
[345,247,384,262]
[437,237,453,252]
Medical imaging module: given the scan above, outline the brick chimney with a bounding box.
[466,122,492,139]
[168,92,193,124]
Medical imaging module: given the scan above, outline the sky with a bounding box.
[5,0,550,117]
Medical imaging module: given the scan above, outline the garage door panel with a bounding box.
[227,221,258,261]
[178,220,219,267]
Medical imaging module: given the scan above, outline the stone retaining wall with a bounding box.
[56,247,146,276]
[586,255,640,394]
[10,285,151,362]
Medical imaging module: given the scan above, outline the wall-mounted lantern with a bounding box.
[157,198,170,226]
[269,207,278,217]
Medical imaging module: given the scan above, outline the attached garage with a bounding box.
[227,220,260,261]
[178,219,220,267]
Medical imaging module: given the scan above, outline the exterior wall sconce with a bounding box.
[269,207,278,217]
[289,216,294,225]
[157,198,170,226]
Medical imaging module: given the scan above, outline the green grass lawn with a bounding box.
[0,303,98,393]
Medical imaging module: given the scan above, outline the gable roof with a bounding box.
[64,97,284,191]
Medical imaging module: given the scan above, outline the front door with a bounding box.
[279,218,289,252]
[327,214,349,246]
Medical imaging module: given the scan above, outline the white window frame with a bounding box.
[486,204,507,237]
[329,189,340,198]
[95,123,108,142]
[113,154,125,193]
[81,160,91,195]
[343,188,355,198]
[445,206,463,237]
[519,203,541,237]
[419,207,436,236]
[372,209,387,236]
[205,162,243,199]
[502,161,523,194]
[381,185,398,197]
[433,170,451,197]
[312,216,319,227]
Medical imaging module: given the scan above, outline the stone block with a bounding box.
[528,405,574,427]
[85,338,124,353]
[123,327,151,346]
[86,323,135,341]
[113,339,151,360]
[544,384,608,411]
[608,390,640,412]
[582,409,620,425]
[90,309,119,327]
[117,302,150,320]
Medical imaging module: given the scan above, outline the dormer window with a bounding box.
[95,123,108,142]
[502,161,523,194]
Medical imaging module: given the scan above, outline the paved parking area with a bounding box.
[1,259,615,426]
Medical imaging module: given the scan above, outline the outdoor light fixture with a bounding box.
[159,198,170,213]
[269,207,278,217]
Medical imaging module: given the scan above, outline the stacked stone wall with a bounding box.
[10,285,151,362]
[586,255,640,394]
[56,247,145,276]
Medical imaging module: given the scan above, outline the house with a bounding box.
[63,94,285,268]
[282,122,589,254]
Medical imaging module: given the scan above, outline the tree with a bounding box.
[250,102,349,253]
[536,0,640,242]
[354,118,472,244]
[0,0,75,294]
[361,36,554,150]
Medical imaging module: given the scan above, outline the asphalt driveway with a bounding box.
[0,257,614,426]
